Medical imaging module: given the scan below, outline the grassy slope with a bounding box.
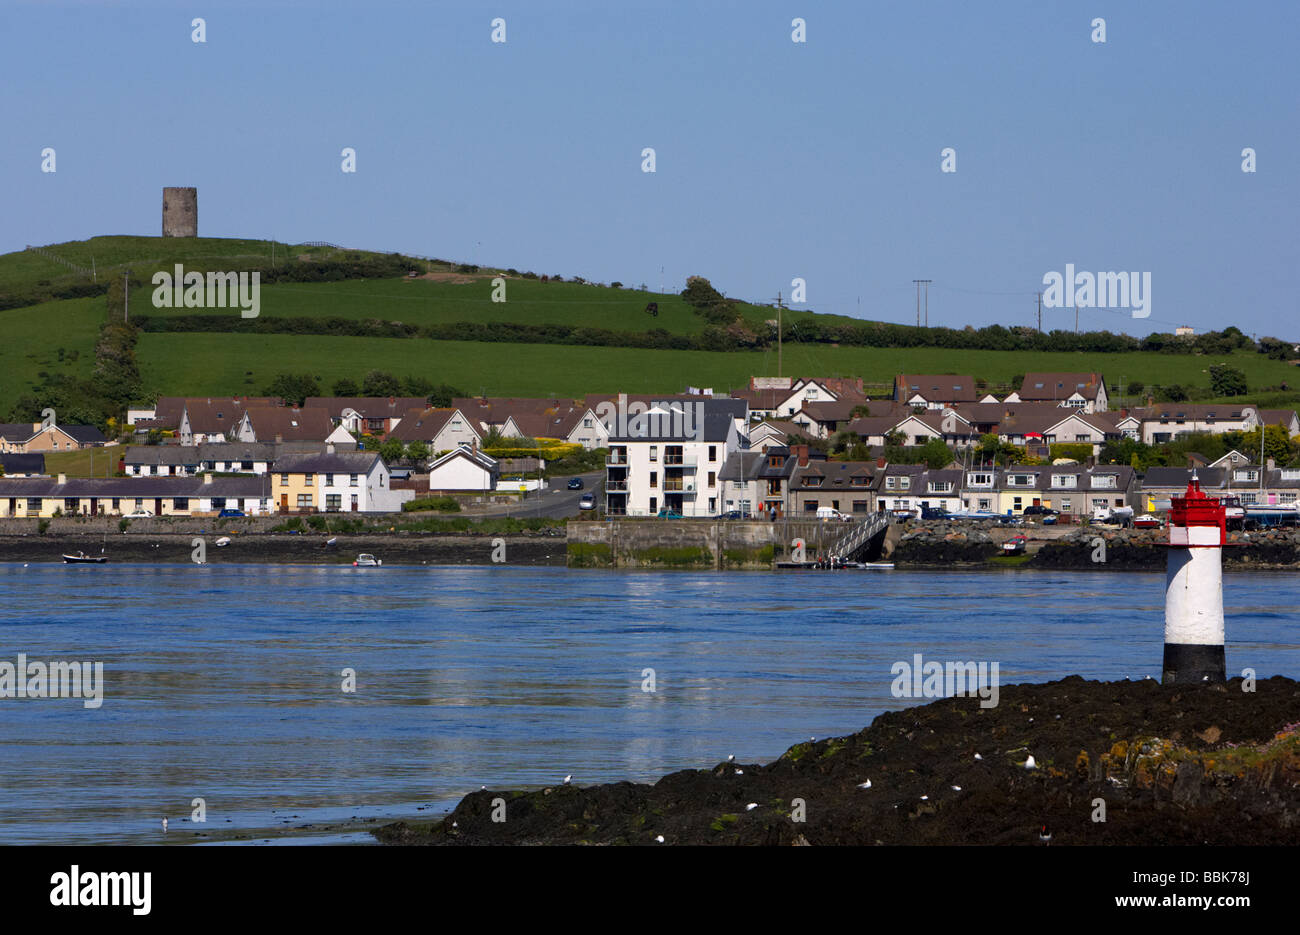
[134,333,1298,402]
[4,236,1299,407]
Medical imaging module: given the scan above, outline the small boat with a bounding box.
[215,536,231,547]
[353,553,382,567]
[63,551,108,564]
[1001,535,1027,554]
[1132,514,1162,529]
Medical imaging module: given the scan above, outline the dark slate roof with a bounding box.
[271,451,382,474]
[0,453,45,474]
[607,400,738,442]
[61,425,108,444]
[0,475,270,497]
[124,446,201,465]
[1140,467,1227,489]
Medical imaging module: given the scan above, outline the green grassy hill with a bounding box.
[2,235,1297,415]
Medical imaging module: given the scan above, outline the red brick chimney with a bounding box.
[794,444,809,467]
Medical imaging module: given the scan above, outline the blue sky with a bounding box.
[2,0,1296,337]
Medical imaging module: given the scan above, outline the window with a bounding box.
[708,471,716,488]
[281,474,289,486]
[977,498,992,511]
[350,474,359,487]
[803,500,818,513]
[241,461,253,471]
[296,494,313,509]
[967,472,993,487]
[1052,475,1077,488]
[174,498,189,511]
[1093,475,1117,489]
[111,498,120,510]
[708,445,716,462]
[1061,498,1071,512]
[853,500,869,513]
[1009,474,1035,487]
[806,476,823,487]
[305,473,314,484]
[650,472,658,488]
[852,474,869,487]
[649,497,657,514]
[929,481,952,493]
[650,446,658,462]
[325,474,334,486]
[885,476,897,490]
[211,498,226,509]
[1013,496,1023,510]
[27,498,41,512]
[135,499,144,509]
[326,494,342,512]
[64,498,79,512]
[899,477,910,490]
[708,498,716,512]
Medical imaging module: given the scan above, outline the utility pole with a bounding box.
[912,279,928,326]
[1036,291,1043,332]
[124,271,130,323]
[772,291,786,377]
[1074,301,1079,334]
[923,280,931,326]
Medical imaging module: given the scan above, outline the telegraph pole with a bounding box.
[772,291,786,377]
[1074,301,1079,334]
[1036,291,1043,332]
[912,280,931,326]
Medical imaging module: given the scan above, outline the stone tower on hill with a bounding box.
[162,187,198,237]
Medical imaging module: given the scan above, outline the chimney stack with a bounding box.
[204,473,213,485]
[57,473,67,485]
[794,444,809,467]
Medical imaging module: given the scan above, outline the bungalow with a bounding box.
[0,473,273,518]
[427,445,499,496]
[893,374,977,409]
[0,422,107,454]
[0,453,45,477]
[123,446,202,476]
[234,407,350,445]
[385,407,481,453]
[1008,373,1108,412]
[305,396,428,435]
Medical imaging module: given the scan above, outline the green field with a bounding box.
[4,236,1299,413]
[0,295,101,402]
[134,333,1298,404]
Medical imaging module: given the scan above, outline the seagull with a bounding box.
[810,736,816,743]
[562,775,572,785]
[1038,824,1052,844]
[161,818,168,832]
[480,785,486,791]
[974,753,983,760]
[746,803,758,811]
[1024,755,1038,770]
[727,754,735,762]
[857,780,872,789]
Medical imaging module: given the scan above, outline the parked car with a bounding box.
[124,509,154,517]
[657,508,683,519]
[218,508,246,518]
[719,510,751,520]
[578,494,596,511]
[1021,505,1059,517]
[567,477,584,490]
[890,508,918,522]
[920,506,951,521]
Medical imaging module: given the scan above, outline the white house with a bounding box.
[428,445,499,495]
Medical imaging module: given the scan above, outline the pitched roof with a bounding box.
[0,475,271,497]
[241,407,335,442]
[606,399,737,442]
[385,408,468,443]
[894,374,977,403]
[271,450,383,474]
[305,397,429,423]
[1017,372,1105,402]
[0,453,45,474]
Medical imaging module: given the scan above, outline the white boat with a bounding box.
[353,554,382,567]
[215,536,231,547]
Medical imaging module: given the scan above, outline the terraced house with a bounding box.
[0,474,273,518]
[271,448,410,513]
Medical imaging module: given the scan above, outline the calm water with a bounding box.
[0,563,1296,845]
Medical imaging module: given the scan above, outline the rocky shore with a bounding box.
[891,521,1300,570]
[0,530,567,565]
[374,675,1300,845]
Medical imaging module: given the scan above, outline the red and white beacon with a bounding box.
[1162,473,1227,684]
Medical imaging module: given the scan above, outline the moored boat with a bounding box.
[353,553,382,567]
[62,551,107,564]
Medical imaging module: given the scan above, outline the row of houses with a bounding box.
[0,445,410,517]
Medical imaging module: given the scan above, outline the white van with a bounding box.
[815,507,852,522]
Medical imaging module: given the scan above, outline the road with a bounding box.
[458,471,605,519]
